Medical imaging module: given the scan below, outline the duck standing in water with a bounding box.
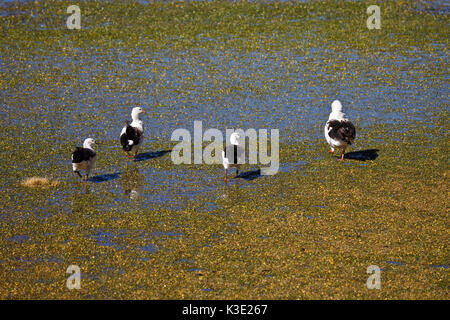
[222,132,244,183]
[71,138,97,182]
[120,107,145,161]
[324,100,356,161]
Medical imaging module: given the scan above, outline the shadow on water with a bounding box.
[135,150,171,162]
[344,149,379,161]
[232,161,307,182]
[236,169,262,181]
[88,172,122,183]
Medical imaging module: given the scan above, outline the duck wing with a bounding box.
[326,119,356,144]
[72,147,96,163]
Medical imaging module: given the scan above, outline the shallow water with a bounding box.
[2,42,446,208]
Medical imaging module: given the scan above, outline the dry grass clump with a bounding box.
[20,177,59,188]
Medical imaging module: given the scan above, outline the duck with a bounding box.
[324,100,356,161]
[71,138,97,181]
[120,107,145,161]
[221,132,244,183]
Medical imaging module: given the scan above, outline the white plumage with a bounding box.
[324,100,356,161]
[222,132,245,182]
[120,107,145,160]
[71,138,97,181]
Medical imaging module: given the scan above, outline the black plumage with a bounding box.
[71,147,96,163]
[327,120,356,145]
[224,145,239,164]
[120,121,143,151]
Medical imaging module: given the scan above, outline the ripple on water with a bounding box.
[430,264,449,269]
[140,244,158,254]
[386,261,406,266]
[89,230,127,250]
[7,234,30,243]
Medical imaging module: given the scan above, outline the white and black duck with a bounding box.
[120,107,145,161]
[71,138,97,181]
[324,100,356,161]
[221,132,245,183]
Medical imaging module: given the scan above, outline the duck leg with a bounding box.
[224,168,229,183]
[85,168,91,182]
[339,149,346,161]
[74,171,82,180]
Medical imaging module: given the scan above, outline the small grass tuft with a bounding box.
[20,177,59,188]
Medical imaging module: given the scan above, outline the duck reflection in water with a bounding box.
[70,183,97,215]
[120,163,145,201]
